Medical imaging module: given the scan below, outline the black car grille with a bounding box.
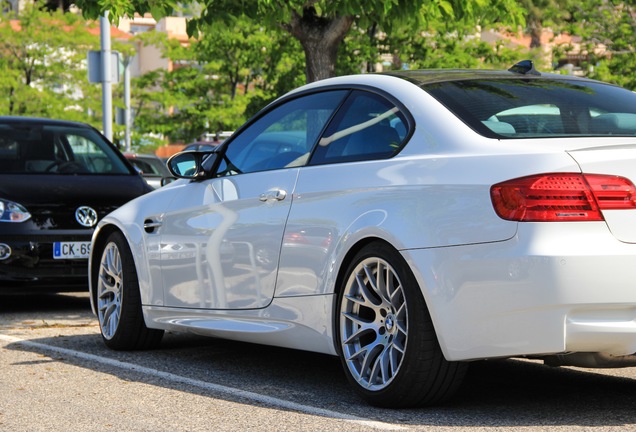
[29,205,118,230]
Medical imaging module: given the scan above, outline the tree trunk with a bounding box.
[286,7,354,83]
[366,22,378,73]
[8,87,14,115]
[528,20,542,49]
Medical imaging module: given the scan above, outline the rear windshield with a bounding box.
[424,78,636,138]
[0,123,132,174]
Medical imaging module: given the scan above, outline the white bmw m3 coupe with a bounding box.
[89,61,636,408]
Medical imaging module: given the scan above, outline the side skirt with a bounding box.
[143,294,338,355]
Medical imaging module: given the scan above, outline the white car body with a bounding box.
[89,65,636,406]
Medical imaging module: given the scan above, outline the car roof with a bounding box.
[382,68,591,86]
[283,61,605,105]
[0,116,94,128]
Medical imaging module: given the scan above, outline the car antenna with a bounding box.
[508,60,541,76]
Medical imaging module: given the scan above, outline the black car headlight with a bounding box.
[0,199,31,223]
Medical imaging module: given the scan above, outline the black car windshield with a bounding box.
[0,123,131,174]
[424,78,636,138]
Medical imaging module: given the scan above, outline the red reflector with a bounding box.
[284,232,309,244]
[490,173,636,222]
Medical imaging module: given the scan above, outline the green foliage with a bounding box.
[18,0,636,151]
[589,53,636,90]
[74,0,177,25]
[176,0,525,36]
[71,0,528,142]
[337,12,528,77]
[130,19,305,143]
[402,34,526,70]
[551,0,636,90]
[0,6,102,126]
[77,0,525,82]
[127,132,166,154]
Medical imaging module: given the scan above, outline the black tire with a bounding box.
[95,231,163,350]
[337,242,467,407]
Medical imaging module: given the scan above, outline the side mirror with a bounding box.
[167,151,216,180]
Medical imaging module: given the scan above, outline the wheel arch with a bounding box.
[330,237,408,353]
[89,221,151,314]
[90,224,164,350]
[329,236,448,357]
[89,223,122,314]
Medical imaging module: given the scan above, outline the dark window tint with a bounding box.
[425,78,636,138]
[0,123,130,174]
[310,90,408,165]
[216,91,348,176]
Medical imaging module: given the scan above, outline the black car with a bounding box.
[0,117,153,292]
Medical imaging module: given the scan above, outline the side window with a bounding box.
[310,90,408,165]
[63,133,114,173]
[217,90,348,176]
[0,125,130,174]
[56,130,130,174]
[487,104,564,135]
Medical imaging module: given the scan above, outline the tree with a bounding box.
[193,16,304,100]
[0,6,103,125]
[551,0,636,89]
[519,0,568,49]
[38,0,74,13]
[386,26,527,71]
[75,0,525,83]
[207,18,306,118]
[130,18,304,143]
[336,11,530,75]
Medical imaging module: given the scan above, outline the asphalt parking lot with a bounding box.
[1,292,636,432]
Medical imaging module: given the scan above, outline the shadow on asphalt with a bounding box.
[3,292,636,427]
[4,327,636,428]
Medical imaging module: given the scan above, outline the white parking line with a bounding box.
[0,334,406,431]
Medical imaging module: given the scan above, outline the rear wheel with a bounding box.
[95,231,163,350]
[337,242,467,407]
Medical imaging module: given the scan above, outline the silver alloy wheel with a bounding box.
[97,241,123,340]
[340,256,408,391]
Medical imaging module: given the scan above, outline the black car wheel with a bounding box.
[96,231,163,350]
[337,242,467,407]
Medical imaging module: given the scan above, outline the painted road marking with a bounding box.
[0,334,406,431]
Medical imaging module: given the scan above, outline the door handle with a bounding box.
[259,189,287,202]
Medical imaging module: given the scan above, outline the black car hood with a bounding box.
[0,173,151,231]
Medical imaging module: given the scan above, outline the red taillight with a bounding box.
[490,173,636,222]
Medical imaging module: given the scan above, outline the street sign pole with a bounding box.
[100,12,113,141]
[124,58,131,152]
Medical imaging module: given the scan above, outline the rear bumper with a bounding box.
[405,222,636,361]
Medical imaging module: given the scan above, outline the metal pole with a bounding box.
[124,58,131,152]
[100,12,113,141]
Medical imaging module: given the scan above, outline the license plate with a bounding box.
[53,241,91,259]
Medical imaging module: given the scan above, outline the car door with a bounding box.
[159,90,349,309]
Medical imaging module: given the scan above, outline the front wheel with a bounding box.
[95,231,163,350]
[337,242,467,407]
